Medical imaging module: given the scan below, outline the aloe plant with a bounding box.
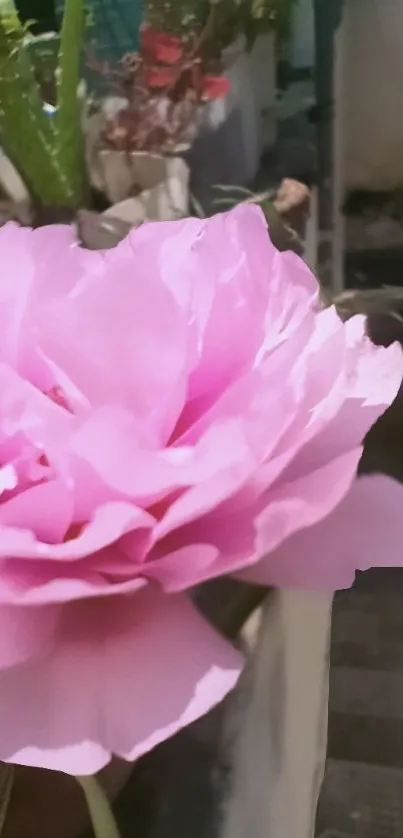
[0,0,89,208]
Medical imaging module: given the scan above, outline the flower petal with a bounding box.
[150,448,363,591]
[0,363,75,465]
[0,479,74,544]
[126,206,277,410]
[202,75,231,100]
[240,475,403,590]
[38,251,188,444]
[73,404,272,507]
[283,315,403,480]
[0,501,153,561]
[0,605,60,669]
[0,589,242,774]
[0,563,146,605]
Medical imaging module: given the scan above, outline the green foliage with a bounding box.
[55,0,88,205]
[247,0,297,42]
[145,0,296,47]
[145,0,209,36]
[0,0,88,208]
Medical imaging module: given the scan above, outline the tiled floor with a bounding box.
[317,573,403,837]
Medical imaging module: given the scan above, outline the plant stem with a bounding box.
[0,764,14,837]
[76,775,121,838]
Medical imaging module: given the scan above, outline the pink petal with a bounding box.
[176,318,307,448]
[73,404,271,507]
[0,589,242,774]
[0,363,75,466]
[121,206,315,438]
[0,560,146,605]
[283,314,403,480]
[38,249,188,444]
[126,206,281,410]
[258,247,318,359]
[155,375,299,539]
[253,447,363,562]
[183,206,274,400]
[0,605,60,669]
[153,351,357,552]
[142,544,219,592]
[0,479,74,544]
[0,501,153,561]
[71,454,126,521]
[240,474,403,590]
[149,448,362,590]
[0,225,100,382]
[28,225,103,302]
[271,307,350,470]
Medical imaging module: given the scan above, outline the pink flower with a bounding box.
[0,206,402,776]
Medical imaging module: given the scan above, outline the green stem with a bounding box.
[0,764,14,837]
[75,775,121,838]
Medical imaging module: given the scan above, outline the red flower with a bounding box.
[202,75,231,101]
[145,66,177,89]
[141,26,183,65]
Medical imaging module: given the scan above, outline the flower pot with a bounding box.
[96,151,189,221]
[85,105,190,220]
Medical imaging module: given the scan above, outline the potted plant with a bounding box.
[86,24,230,219]
[141,0,290,206]
[143,0,262,210]
[0,0,89,213]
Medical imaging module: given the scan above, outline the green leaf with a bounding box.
[55,0,89,206]
[0,21,68,204]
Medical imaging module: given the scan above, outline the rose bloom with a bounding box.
[0,205,402,775]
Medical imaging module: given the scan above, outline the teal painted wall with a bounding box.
[56,0,144,62]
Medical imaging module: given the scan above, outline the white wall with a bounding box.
[341,0,403,191]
